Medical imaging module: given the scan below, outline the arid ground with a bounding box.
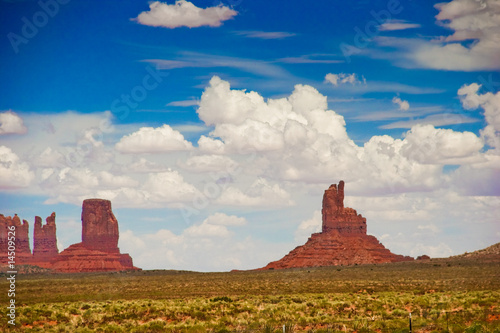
[1,254,499,332]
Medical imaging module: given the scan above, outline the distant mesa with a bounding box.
[260,181,414,270]
[0,199,139,273]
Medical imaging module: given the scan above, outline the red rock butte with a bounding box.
[260,181,413,270]
[52,199,138,273]
[1,199,139,273]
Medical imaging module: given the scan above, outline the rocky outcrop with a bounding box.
[51,198,138,273]
[1,199,138,273]
[0,214,32,264]
[51,243,135,273]
[261,181,413,270]
[81,199,119,253]
[322,181,367,234]
[33,213,59,262]
[417,255,431,260]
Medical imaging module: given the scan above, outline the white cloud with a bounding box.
[144,51,293,83]
[180,154,238,173]
[234,30,296,39]
[185,221,231,238]
[0,145,34,188]
[294,210,321,243]
[167,100,200,107]
[144,170,201,204]
[392,96,410,111]
[0,110,27,135]
[128,157,168,173]
[401,124,484,164]
[203,212,247,226]
[116,124,194,153]
[417,224,440,234]
[380,113,480,129]
[410,243,453,258]
[197,135,226,154]
[35,147,66,168]
[458,83,500,150]
[184,212,247,238]
[379,20,421,31]
[278,54,343,64]
[324,73,365,86]
[99,171,139,188]
[376,0,500,71]
[133,0,237,29]
[216,178,294,207]
[119,222,290,271]
[2,78,500,271]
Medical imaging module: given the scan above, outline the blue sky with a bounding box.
[1,0,499,271]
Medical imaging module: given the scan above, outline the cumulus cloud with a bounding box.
[216,178,294,207]
[0,145,34,188]
[203,212,247,226]
[0,110,27,135]
[180,154,238,173]
[401,124,484,164]
[324,73,365,86]
[119,215,290,271]
[392,96,410,111]
[40,166,201,208]
[115,124,194,153]
[196,76,465,191]
[198,76,350,157]
[294,210,321,243]
[144,170,201,204]
[128,157,168,173]
[458,83,500,150]
[133,0,237,29]
[184,212,247,238]
[2,77,499,270]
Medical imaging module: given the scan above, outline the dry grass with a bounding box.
[1,256,499,332]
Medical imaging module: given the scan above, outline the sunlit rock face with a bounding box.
[261,181,413,270]
[51,199,139,273]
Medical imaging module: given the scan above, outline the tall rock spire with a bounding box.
[260,180,413,270]
[33,213,59,262]
[81,199,119,253]
[322,181,367,234]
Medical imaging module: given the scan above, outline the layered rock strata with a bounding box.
[261,181,413,269]
[33,213,59,262]
[1,199,138,273]
[51,199,138,273]
[0,214,32,264]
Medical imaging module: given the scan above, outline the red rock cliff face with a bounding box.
[322,181,367,234]
[1,201,137,273]
[51,198,138,273]
[0,214,32,264]
[261,181,413,270]
[33,213,59,262]
[81,199,119,252]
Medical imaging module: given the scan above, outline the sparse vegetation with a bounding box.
[1,257,499,332]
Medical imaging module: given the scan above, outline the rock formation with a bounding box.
[81,199,119,252]
[33,213,59,262]
[0,214,32,264]
[1,199,138,273]
[322,181,367,234]
[261,181,413,270]
[51,199,138,273]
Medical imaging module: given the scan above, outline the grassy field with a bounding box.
[1,256,499,332]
